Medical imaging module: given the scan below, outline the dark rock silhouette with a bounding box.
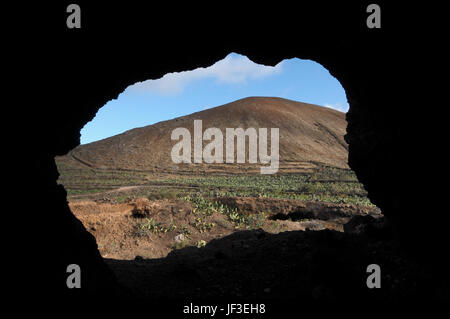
[15,2,445,302]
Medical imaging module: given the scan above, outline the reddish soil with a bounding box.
[216,196,380,219]
[71,198,234,260]
[67,197,446,300]
[69,196,381,260]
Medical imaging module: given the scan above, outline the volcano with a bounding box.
[58,97,348,175]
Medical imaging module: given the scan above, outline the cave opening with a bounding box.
[55,53,382,268]
[19,1,449,303]
[42,44,446,300]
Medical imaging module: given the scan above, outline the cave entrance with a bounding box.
[55,53,379,261]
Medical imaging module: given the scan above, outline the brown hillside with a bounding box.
[60,97,348,174]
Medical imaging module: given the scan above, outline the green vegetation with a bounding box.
[195,240,207,248]
[185,195,268,230]
[179,224,192,238]
[172,240,191,250]
[135,218,162,236]
[135,217,177,236]
[55,157,149,194]
[186,195,233,216]
[56,157,374,206]
[245,212,267,229]
[193,217,216,233]
[308,164,359,182]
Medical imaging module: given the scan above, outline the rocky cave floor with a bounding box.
[104,216,449,301]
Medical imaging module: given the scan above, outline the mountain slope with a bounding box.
[60,97,349,174]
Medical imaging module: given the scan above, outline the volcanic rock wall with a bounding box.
[16,2,440,298]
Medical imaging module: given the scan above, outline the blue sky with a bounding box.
[81,53,348,144]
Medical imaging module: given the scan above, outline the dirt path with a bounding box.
[67,185,142,199]
[67,184,199,199]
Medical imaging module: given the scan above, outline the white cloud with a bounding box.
[128,53,283,95]
[324,102,349,113]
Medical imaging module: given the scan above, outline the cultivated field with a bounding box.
[57,157,372,206]
[57,157,380,260]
